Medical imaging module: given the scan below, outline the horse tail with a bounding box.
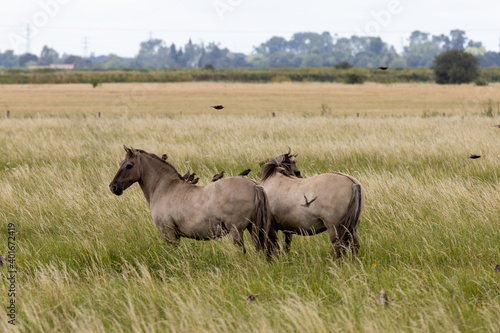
[339,182,364,254]
[251,185,270,255]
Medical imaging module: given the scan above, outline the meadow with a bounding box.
[0,82,499,332]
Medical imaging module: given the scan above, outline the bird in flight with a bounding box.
[212,105,224,110]
[469,154,481,159]
[301,194,317,208]
[378,66,389,70]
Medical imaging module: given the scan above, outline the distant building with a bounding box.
[28,64,74,70]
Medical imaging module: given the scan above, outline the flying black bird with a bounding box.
[191,177,199,185]
[187,173,196,182]
[469,154,481,159]
[301,194,317,208]
[211,105,224,110]
[378,66,389,70]
[182,170,190,181]
[239,169,251,176]
[212,171,225,182]
[495,264,500,273]
[245,294,259,305]
[0,254,7,267]
[379,288,390,308]
[161,154,168,161]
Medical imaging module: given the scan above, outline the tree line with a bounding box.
[1,29,500,69]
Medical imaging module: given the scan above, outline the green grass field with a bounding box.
[0,83,499,332]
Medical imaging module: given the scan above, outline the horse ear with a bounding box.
[129,146,138,156]
[275,155,285,165]
[123,145,129,153]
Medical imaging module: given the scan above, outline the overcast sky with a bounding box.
[1,0,499,58]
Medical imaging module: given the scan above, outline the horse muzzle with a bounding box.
[109,183,123,196]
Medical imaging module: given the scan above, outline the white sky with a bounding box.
[1,0,499,58]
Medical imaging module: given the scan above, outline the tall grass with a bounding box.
[0,83,499,332]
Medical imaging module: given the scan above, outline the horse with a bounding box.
[109,146,270,255]
[260,149,364,259]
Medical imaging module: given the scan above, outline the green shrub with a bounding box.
[334,61,353,69]
[90,77,101,88]
[433,50,479,84]
[474,77,489,86]
[345,73,366,84]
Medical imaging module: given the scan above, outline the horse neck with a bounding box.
[138,154,179,204]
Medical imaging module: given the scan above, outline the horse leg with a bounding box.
[158,224,180,247]
[266,224,280,256]
[283,232,293,253]
[328,226,346,260]
[229,226,246,254]
[351,230,360,259]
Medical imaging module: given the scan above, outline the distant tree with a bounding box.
[39,46,59,66]
[101,54,129,69]
[255,36,289,54]
[432,34,451,50]
[368,37,385,54]
[19,53,38,67]
[433,49,479,84]
[479,51,500,67]
[449,29,467,50]
[330,38,354,63]
[132,39,169,69]
[408,31,430,45]
[63,55,91,68]
[0,50,19,68]
[404,41,441,67]
[300,54,323,67]
[182,39,199,68]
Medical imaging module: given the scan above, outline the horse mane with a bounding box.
[136,149,184,180]
[261,155,292,181]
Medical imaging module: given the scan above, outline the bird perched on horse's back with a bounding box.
[212,171,225,182]
[239,169,251,177]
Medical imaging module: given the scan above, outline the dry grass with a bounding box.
[1,82,499,118]
[0,83,499,332]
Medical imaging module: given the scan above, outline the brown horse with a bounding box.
[109,146,270,254]
[261,149,364,259]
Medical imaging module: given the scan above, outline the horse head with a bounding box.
[280,147,303,178]
[262,147,303,181]
[109,145,143,195]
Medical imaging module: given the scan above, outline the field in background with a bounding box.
[0,83,499,332]
[1,82,500,118]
